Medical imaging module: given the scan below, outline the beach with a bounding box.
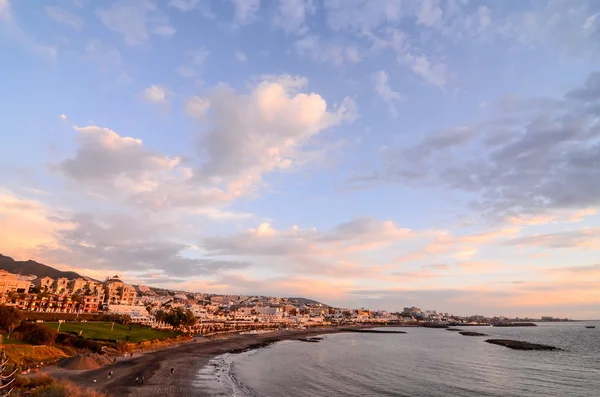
[56,327,349,396]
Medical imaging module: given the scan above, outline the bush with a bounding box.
[115,340,131,353]
[17,323,57,345]
[17,379,106,397]
[55,333,102,353]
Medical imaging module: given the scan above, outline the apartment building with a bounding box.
[0,270,31,294]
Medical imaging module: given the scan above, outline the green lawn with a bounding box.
[0,337,30,345]
[43,322,178,343]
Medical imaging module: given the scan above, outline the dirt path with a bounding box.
[56,327,350,397]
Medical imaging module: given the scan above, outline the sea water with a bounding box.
[197,322,600,396]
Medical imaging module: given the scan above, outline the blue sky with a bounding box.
[1,0,600,318]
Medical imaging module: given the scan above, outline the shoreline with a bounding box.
[57,326,359,396]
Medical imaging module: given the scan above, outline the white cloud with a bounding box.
[84,39,122,71]
[324,0,403,32]
[52,75,356,212]
[60,114,67,120]
[168,0,213,17]
[96,0,176,45]
[45,6,84,30]
[235,50,247,62]
[0,0,57,59]
[373,70,403,117]
[272,0,315,35]
[178,48,208,79]
[583,13,599,31]
[403,53,448,89]
[0,0,11,21]
[195,75,356,197]
[294,35,361,66]
[417,0,443,28]
[231,0,261,25]
[185,96,210,119]
[142,85,172,104]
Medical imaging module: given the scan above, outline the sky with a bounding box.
[1,0,599,319]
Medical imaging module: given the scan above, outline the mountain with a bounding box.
[286,297,329,306]
[0,254,89,281]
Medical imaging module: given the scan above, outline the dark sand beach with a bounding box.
[56,327,350,396]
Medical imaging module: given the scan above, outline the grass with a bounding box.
[3,345,69,365]
[1,337,30,345]
[43,322,177,343]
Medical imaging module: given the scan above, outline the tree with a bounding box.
[0,305,23,339]
[18,323,57,345]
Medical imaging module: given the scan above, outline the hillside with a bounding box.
[286,297,329,307]
[0,254,89,281]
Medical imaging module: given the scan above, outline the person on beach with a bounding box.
[170,366,175,374]
[107,370,113,379]
[141,376,144,385]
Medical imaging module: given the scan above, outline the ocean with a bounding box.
[196,322,600,396]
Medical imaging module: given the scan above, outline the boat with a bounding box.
[585,325,596,329]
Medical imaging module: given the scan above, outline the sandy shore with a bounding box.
[56,327,351,397]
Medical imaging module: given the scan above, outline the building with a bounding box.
[0,270,31,294]
[107,304,152,324]
[69,278,88,294]
[54,277,69,295]
[39,277,54,292]
[104,275,137,305]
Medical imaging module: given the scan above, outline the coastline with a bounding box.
[58,327,356,396]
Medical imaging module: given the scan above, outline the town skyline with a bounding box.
[0,253,586,320]
[1,0,599,319]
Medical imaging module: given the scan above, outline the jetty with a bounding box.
[341,329,407,334]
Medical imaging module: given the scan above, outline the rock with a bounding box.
[485,339,560,351]
[492,322,537,327]
[445,328,462,332]
[459,331,488,336]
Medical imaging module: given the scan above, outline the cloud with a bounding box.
[51,75,355,212]
[583,13,599,31]
[45,6,84,30]
[504,229,600,249]
[417,0,442,28]
[357,70,600,219]
[403,53,448,88]
[142,85,172,104]
[272,0,315,35]
[234,50,247,62]
[96,0,175,45]
[323,0,403,32]
[192,75,356,196]
[60,114,67,121]
[231,0,261,25]
[185,96,210,119]
[0,190,70,260]
[0,0,57,59]
[36,212,251,278]
[294,35,361,66]
[168,0,213,17]
[202,217,413,276]
[372,70,403,117]
[56,126,180,183]
[83,39,122,71]
[177,48,208,79]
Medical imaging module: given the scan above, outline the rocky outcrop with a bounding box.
[459,331,488,336]
[341,329,407,334]
[485,339,560,350]
[445,328,462,332]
